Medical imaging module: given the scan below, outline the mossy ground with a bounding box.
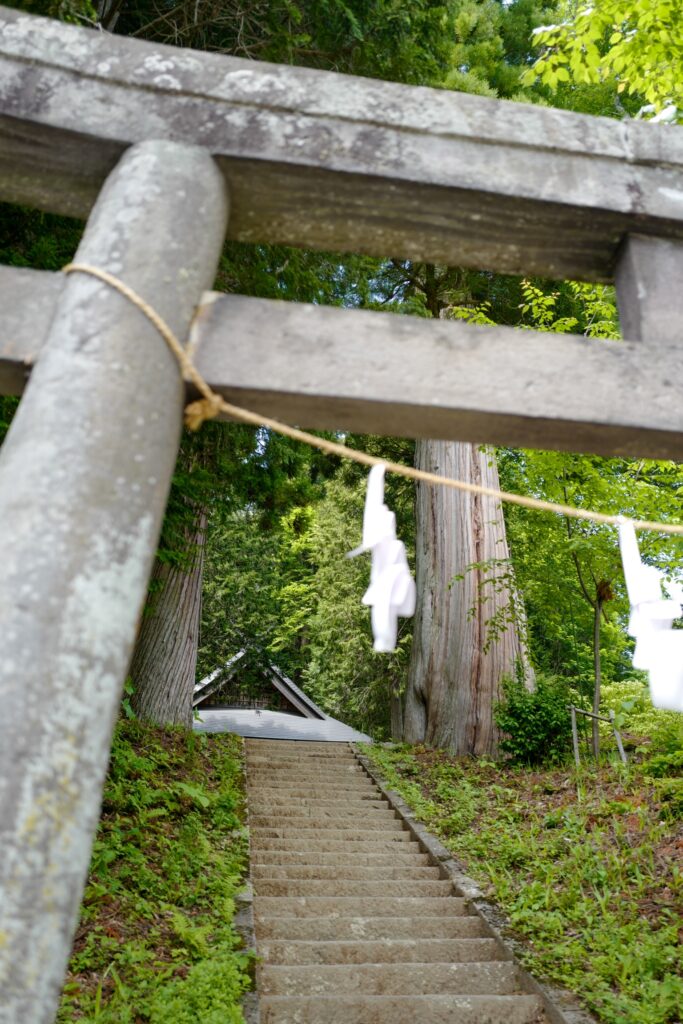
[364,741,682,1024]
[57,721,252,1023]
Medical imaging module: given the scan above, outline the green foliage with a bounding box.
[0,203,82,269]
[116,0,463,87]
[500,446,683,693]
[0,202,82,453]
[518,278,619,338]
[495,281,683,706]
[0,396,18,448]
[639,744,683,820]
[3,0,96,24]
[641,750,683,779]
[494,674,573,764]
[451,551,531,655]
[148,955,248,1024]
[601,680,683,752]
[365,743,683,1024]
[57,723,251,1023]
[651,779,683,821]
[524,0,683,116]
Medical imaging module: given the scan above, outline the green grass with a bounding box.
[58,721,252,1023]
[363,743,683,1024]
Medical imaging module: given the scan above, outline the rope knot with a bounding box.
[184,394,223,431]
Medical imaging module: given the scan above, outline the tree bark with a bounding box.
[130,508,207,727]
[404,439,534,756]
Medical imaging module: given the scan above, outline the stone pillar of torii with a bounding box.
[0,7,682,1021]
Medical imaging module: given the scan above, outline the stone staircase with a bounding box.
[246,739,548,1023]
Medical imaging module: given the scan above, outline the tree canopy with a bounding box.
[525,0,683,116]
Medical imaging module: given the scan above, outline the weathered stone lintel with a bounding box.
[1,6,683,281]
[1,267,681,461]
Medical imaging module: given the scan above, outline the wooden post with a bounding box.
[609,710,628,765]
[571,706,581,769]
[0,141,228,1024]
[592,595,603,760]
[615,235,683,347]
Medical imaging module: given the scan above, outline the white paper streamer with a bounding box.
[348,464,416,652]
[618,518,683,711]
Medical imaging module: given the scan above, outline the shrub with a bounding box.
[600,680,683,752]
[494,675,572,765]
[641,750,683,779]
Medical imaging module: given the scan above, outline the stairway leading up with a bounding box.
[246,739,547,1024]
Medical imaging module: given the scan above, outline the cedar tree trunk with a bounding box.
[129,508,207,726]
[403,439,533,756]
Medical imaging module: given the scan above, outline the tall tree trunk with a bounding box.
[404,439,533,756]
[592,594,603,759]
[129,509,207,726]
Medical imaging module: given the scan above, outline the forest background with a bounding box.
[1,0,683,759]
[2,3,683,1022]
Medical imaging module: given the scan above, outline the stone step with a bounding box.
[245,742,352,754]
[248,790,383,803]
[252,864,441,881]
[248,765,363,772]
[246,758,359,768]
[250,850,431,866]
[253,897,469,918]
[248,770,368,774]
[258,960,519,995]
[249,791,385,803]
[248,774,370,782]
[259,937,504,966]
[252,792,381,803]
[247,743,547,1024]
[255,915,486,941]
[249,817,405,833]
[251,835,416,852]
[246,745,352,753]
[245,745,352,753]
[248,800,391,816]
[247,752,353,760]
[247,757,360,768]
[250,806,397,821]
[248,764,361,771]
[246,780,376,793]
[259,994,544,1024]
[254,879,455,898]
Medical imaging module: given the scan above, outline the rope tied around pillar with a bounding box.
[62,262,683,539]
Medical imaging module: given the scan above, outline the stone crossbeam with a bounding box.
[1,5,683,283]
[1,266,681,460]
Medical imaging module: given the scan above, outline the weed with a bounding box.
[57,721,252,1023]
[365,743,683,1024]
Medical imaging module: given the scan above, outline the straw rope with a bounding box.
[62,263,683,538]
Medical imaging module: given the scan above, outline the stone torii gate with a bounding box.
[0,7,681,1021]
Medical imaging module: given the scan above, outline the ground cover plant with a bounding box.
[57,722,251,1023]
[363,722,683,1024]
